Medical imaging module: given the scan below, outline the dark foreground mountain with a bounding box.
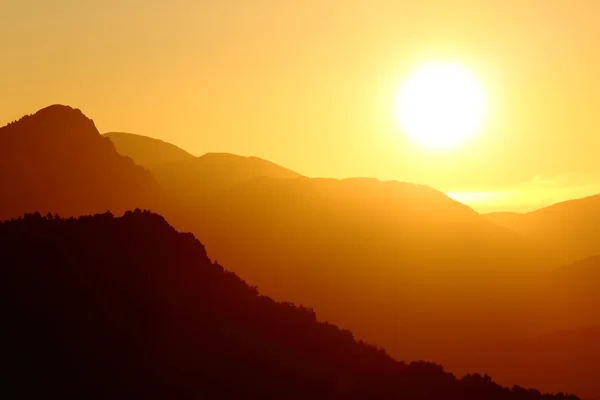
[0,210,580,400]
[0,106,166,220]
[485,195,600,261]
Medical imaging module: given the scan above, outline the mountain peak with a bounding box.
[35,103,81,115]
[8,104,89,124]
[2,104,98,144]
[0,106,165,220]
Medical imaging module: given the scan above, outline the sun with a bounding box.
[394,61,487,150]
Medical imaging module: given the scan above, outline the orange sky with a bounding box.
[1,1,599,212]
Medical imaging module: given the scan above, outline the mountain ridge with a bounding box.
[105,130,303,200]
[485,195,600,260]
[104,131,196,166]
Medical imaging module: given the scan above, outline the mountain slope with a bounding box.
[0,210,580,400]
[485,195,600,261]
[441,256,600,400]
[150,152,303,201]
[104,131,196,166]
[106,134,569,362]
[0,106,166,220]
[551,255,600,326]
[446,326,600,400]
[182,176,566,361]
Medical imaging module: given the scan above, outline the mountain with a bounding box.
[443,257,600,400]
[149,152,303,202]
[485,195,600,261]
[551,256,600,327]
[554,255,600,291]
[446,326,600,400]
[104,131,196,166]
[0,210,581,400]
[104,131,302,201]
[106,133,573,362]
[184,176,573,359]
[2,112,592,397]
[0,106,166,220]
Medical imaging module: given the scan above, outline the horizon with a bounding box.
[2,1,599,212]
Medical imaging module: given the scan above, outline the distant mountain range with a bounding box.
[106,131,302,202]
[103,117,600,400]
[485,195,600,260]
[1,105,598,398]
[445,326,600,400]
[105,125,567,356]
[104,131,196,166]
[551,255,600,326]
[0,210,582,400]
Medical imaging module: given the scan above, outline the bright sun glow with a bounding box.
[395,61,488,150]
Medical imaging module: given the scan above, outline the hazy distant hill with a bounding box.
[551,255,600,327]
[104,131,196,166]
[446,326,600,400]
[0,106,165,220]
[104,131,302,200]
[485,195,600,261]
[443,257,600,400]
[150,152,303,202]
[0,210,580,400]
[555,255,600,289]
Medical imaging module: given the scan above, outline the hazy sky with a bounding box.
[1,1,599,211]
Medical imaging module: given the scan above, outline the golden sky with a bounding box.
[1,1,599,212]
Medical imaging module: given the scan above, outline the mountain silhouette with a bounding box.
[0,106,166,220]
[0,210,581,400]
[485,195,600,261]
[105,131,302,201]
[151,152,303,202]
[104,131,196,166]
